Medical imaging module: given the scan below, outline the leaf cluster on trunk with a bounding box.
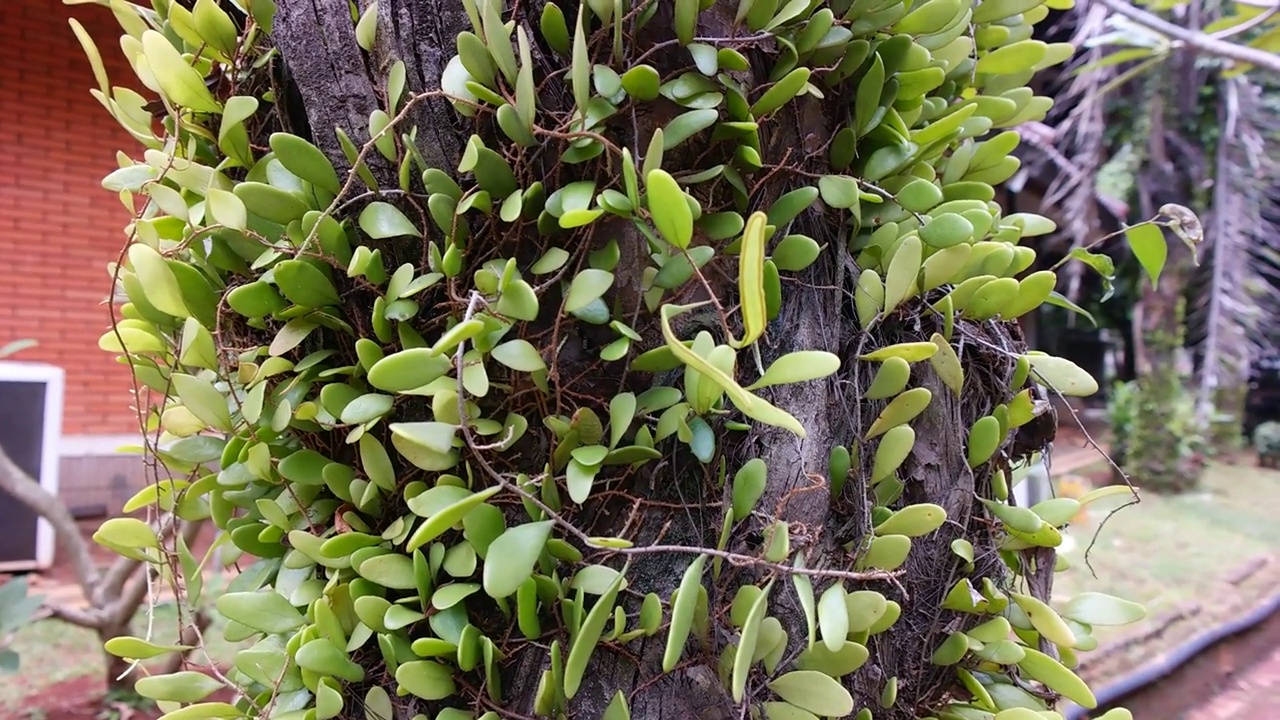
[72,0,1156,718]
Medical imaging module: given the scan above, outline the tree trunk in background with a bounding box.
[265,2,1052,717]
[1130,237,1202,492]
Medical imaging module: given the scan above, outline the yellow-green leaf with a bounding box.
[663,554,707,671]
[860,341,938,363]
[738,211,768,346]
[571,4,590,113]
[1061,592,1147,626]
[136,672,223,704]
[171,373,232,431]
[128,244,189,318]
[1125,223,1167,289]
[647,170,693,249]
[768,671,855,717]
[1025,354,1099,397]
[748,351,841,389]
[140,31,220,112]
[483,521,554,598]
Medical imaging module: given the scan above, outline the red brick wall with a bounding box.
[0,0,144,436]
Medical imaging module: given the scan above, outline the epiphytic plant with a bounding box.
[75,0,1170,718]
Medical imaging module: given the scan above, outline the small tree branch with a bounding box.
[0,444,99,597]
[46,602,106,629]
[1095,0,1280,73]
[107,565,155,628]
[94,555,142,609]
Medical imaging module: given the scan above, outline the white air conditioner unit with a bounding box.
[0,361,64,571]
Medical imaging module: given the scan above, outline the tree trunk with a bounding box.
[259,2,1056,717]
[100,622,135,691]
[1129,236,1201,491]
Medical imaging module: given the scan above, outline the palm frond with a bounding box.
[1038,1,1128,302]
[1193,75,1280,420]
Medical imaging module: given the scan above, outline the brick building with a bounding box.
[1,0,148,512]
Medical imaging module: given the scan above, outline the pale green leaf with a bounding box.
[483,521,554,598]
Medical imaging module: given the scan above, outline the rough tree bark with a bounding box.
[264,2,1055,718]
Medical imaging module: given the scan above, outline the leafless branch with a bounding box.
[0,443,99,599]
[46,602,106,629]
[1095,0,1280,73]
[94,555,142,609]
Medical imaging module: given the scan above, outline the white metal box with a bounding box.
[0,361,64,571]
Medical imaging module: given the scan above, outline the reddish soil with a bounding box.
[13,676,161,720]
[1081,598,1280,720]
[1189,640,1280,720]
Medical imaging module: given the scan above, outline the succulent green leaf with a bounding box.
[748,351,841,389]
[731,580,771,702]
[1061,592,1147,626]
[565,269,615,313]
[491,339,547,372]
[565,567,625,698]
[135,672,224,704]
[360,201,422,238]
[768,671,855,717]
[216,591,304,634]
[751,68,810,118]
[663,554,707,672]
[140,31,221,112]
[483,521,554,598]
[674,0,698,44]
[1125,223,1167,289]
[646,170,693,249]
[127,244,189,318]
[732,458,767,521]
[571,4,590,114]
[663,109,719,150]
[817,583,848,652]
[622,65,661,100]
[270,133,340,194]
[396,660,457,701]
[539,2,571,54]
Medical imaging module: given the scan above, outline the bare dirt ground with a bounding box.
[1188,638,1280,720]
[13,676,158,720]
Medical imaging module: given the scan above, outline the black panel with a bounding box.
[0,381,46,563]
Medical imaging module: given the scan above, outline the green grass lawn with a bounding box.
[1053,460,1280,680]
[1055,461,1280,610]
